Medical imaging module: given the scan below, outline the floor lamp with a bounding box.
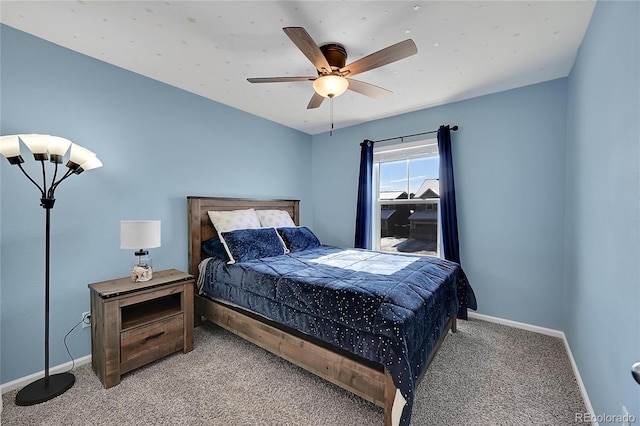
[0,134,102,405]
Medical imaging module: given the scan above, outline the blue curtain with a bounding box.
[437,125,461,263]
[354,140,374,249]
[438,125,477,318]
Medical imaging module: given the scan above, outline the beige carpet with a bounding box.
[1,318,588,425]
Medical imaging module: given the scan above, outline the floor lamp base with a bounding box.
[15,372,75,406]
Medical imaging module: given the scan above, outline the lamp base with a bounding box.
[15,372,75,406]
[131,264,153,282]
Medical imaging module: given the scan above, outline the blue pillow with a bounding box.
[202,238,230,262]
[220,227,286,264]
[277,226,321,252]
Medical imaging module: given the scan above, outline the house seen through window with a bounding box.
[372,139,441,257]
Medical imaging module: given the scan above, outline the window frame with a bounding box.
[372,138,442,257]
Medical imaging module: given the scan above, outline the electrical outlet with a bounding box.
[81,311,91,329]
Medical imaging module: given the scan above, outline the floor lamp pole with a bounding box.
[15,199,75,406]
[44,205,50,386]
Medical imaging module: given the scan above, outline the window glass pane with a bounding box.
[379,160,409,196]
[374,141,440,257]
[409,157,439,195]
[379,201,438,256]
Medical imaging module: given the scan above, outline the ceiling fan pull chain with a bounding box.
[330,96,334,136]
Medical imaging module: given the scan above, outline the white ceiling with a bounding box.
[0,1,596,135]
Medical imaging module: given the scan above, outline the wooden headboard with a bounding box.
[187,196,300,278]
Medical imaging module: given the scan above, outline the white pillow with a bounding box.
[256,209,296,228]
[207,209,262,236]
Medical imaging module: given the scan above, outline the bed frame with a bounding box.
[187,196,456,426]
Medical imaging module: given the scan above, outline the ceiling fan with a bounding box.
[247,27,418,109]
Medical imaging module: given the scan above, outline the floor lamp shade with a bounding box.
[120,220,161,282]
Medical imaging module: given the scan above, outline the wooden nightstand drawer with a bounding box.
[120,313,184,364]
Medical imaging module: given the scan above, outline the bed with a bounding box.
[187,196,475,426]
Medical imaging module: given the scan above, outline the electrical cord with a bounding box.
[63,314,90,373]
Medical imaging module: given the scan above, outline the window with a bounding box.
[372,139,441,257]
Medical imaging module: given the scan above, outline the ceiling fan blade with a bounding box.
[247,77,316,83]
[306,92,325,109]
[340,39,417,78]
[283,27,332,73]
[347,79,393,100]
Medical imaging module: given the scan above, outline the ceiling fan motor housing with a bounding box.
[320,43,347,72]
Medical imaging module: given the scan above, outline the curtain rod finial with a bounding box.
[451,125,459,131]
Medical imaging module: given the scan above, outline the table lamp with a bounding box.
[120,220,161,282]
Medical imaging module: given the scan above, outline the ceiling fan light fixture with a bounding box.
[313,75,349,98]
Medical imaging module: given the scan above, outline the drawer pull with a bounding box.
[144,331,165,341]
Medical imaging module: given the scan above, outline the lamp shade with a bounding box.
[48,136,72,156]
[120,220,161,249]
[313,75,349,98]
[48,136,72,164]
[67,143,96,170]
[20,134,50,155]
[77,156,103,173]
[20,134,51,161]
[0,135,21,157]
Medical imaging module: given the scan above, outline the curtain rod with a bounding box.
[372,125,458,143]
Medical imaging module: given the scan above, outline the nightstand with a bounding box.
[88,269,194,388]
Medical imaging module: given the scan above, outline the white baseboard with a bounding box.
[468,311,564,338]
[0,355,92,395]
[467,312,598,425]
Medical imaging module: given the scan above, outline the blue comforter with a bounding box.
[199,245,475,425]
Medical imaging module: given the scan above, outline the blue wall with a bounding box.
[311,79,569,330]
[0,25,312,383]
[565,0,640,418]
